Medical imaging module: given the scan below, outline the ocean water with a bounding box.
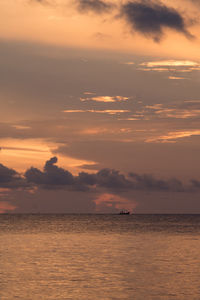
[0,215,200,300]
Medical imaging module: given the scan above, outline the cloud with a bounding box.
[0,201,16,213]
[1,157,200,193]
[63,109,130,115]
[139,60,200,72]
[145,103,200,120]
[25,156,75,187]
[146,130,200,143]
[141,60,199,68]
[80,95,129,102]
[76,0,114,14]
[23,157,198,193]
[0,163,25,188]
[168,76,185,80]
[121,1,193,42]
[95,168,133,189]
[128,172,184,192]
[94,193,137,212]
[12,125,31,130]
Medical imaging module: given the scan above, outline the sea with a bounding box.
[0,214,200,300]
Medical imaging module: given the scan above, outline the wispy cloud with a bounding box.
[76,0,114,14]
[80,95,129,102]
[12,125,31,130]
[139,60,200,72]
[146,130,200,143]
[145,101,200,119]
[142,60,199,67]
[168,76,186,80]
[63,109,130,115]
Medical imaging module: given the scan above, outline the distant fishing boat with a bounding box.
[119,210,130,215]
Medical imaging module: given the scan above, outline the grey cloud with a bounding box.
[121,1,193,42]
[24,157,198,193]
[0,164,18,184]
[0,164,25,188]
[77,172,97,185]
[1,157,200,192]
[25,157,75,187]
[190,179,200,189]
[95,168,133,189]
[77,0,114,14]
[129,173,184,192]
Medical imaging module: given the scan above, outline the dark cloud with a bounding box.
[121,1,193,42]
[0,164,18,184]
[24,157,198,193]
[25,157,75,187]
[77,172,97,185]
[129,173,184,192]
[1,157,200,193]
[77,0,114,14]
[95,168,133,189]
[0,164,25,188]
[190,179,200,189]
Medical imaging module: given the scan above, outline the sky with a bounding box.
[1,0,200,213]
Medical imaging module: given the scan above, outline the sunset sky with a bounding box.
[1,0,200,213]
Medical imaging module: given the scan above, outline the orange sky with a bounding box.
[1,0,200,213]
[1,0,200,58]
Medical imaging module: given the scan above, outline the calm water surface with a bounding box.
[0,214,200,299]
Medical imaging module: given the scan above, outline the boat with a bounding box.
[119,210,130,215]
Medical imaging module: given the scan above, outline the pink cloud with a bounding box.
[0,202,16,213]
[94,193,137,213]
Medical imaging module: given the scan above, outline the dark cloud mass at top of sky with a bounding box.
[0,157,200,193]
[28,0,194,42]
[121,1,193,42]
[77,0,114,14]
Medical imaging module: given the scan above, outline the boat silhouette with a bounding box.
[119,210,130,215]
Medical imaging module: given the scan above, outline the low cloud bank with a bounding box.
[0,163,26,188]
[1,157,200,193]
